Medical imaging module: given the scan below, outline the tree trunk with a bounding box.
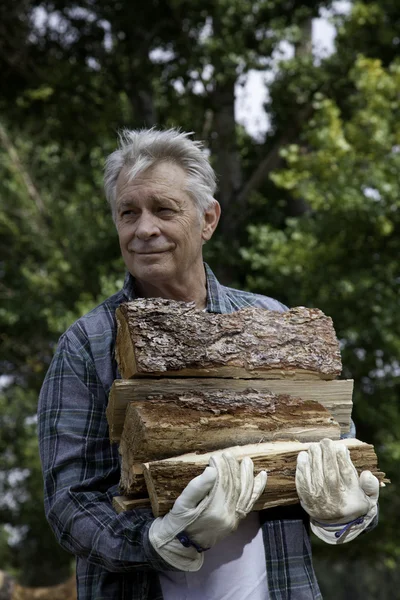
[142,439,386,517]
[211,76,244,246]
[212,77,242,213]
[294,17,313,59]
[115,300,342,379]
[211,10,242,237]
[128,86,156,127]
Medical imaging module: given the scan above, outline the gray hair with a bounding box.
[104,128,217,220]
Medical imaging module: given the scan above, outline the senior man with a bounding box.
[38,128,379,600]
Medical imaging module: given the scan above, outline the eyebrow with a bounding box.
[117,194,180,211]
[117,199,135,212]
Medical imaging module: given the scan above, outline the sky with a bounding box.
[236,1,351,138]
[32,1,351,143]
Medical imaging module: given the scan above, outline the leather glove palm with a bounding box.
[296,438,379,544]
[149,451,267,570]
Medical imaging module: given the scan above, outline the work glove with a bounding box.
[149,451,267,571]
[296,438,379,544]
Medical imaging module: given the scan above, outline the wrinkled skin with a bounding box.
[115,161,220,308]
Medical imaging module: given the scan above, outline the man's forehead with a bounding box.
[116,161,187,193]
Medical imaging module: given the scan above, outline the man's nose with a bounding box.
[135,211,161,239]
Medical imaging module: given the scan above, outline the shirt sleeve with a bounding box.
[38,330,176,573]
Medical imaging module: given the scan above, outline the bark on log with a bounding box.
[115,300,342,379]
[142,439,386,517]
[107,378,353,443]
[120,388,340,461]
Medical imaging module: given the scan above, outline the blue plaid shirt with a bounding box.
[38,263,324,600]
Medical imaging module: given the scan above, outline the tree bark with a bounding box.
[142,439,386,517]
[115,300,342,380]
[107,378,353,443]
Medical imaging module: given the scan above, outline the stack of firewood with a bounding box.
[107,299,386,517]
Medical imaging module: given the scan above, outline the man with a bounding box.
[38,128,379,599]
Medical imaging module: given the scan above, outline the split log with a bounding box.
[112,496,150,514]
[107,378,354,443]
[112,496,151,514]
[119,462,147,497]
[142,438,386,517]
[115,300,342,379]
[119,391,340,494]
[118,390,341,495]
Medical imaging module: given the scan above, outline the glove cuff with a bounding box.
[176,531,210,553]
[310,504,378,545]
[149,519,204,571]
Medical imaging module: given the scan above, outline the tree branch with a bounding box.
[0,121,47,218]
[236,103,313,208]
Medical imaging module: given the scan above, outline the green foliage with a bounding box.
[244,54,400,567]
[1,0,400,592]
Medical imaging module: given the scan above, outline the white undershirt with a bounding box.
[159,513,269,600]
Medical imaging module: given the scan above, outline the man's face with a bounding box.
[115,161,217,286]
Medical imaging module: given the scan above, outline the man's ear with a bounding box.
[201,201,221,242]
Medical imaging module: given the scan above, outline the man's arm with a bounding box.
[38,331,173,573]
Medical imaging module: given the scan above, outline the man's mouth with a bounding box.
[132,249,170,255]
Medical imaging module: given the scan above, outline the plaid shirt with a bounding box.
[38,263,323,600]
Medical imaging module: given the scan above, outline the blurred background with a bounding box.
[0,0,399,597]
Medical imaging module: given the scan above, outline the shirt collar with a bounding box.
[121,270,136,301]
[204,263,234,313]
[121,262,233,314]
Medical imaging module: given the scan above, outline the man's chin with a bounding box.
[129,260,174,282]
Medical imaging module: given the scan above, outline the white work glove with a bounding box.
[296,438,379,544]
[149,451,267,571]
